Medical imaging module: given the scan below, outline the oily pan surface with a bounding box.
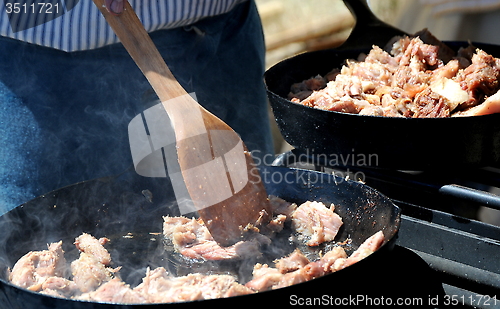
[0,167,400,306]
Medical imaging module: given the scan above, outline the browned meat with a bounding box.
[74,233,111,265]
[412,87,450,118]
[289,30,500,117]
[455,49,500,109]
[163,216,264,260]
[392,36,441,69]
[9,241,67,291]
[291,201,343,246]
[413,28,456,63]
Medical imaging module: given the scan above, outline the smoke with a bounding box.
[0,166,182,295]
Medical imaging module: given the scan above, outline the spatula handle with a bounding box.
[92,0,187,102]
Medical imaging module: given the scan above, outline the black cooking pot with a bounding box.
[265,0,500,170]
[0,166,401,308]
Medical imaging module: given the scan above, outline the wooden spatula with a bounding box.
[92,0,272,246]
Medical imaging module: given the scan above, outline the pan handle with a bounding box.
[343,0,379,25]
[439,185,500,211]
[339,0,408,50]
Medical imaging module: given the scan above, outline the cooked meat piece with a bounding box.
[9,241,67,291]
[340,231,385,269]
[302,75,327,90]
[74,233,111,265]
[225,282,256,297]
[163,216,264,260]
[430,59,460,81]
[343,59,393,88]
[455,49,500,109]
[429,77,468,111]
[380,92,413,117]
[179,238,262,261]
[244,263,283,292]
[412,87,450,118]
[292,201,343,246]
[289,75,327,101]
[391,65,430,97]
[247,247,349,292]
[71,252,114,293]
[165,217,209,247]
[135,267,253,303]
[71,233,116,293]
[300,246,348,280]
[77,278,146,304]
[41,276,78,298]
[290,75,326,94]
[323,97,362,113]
[392,36,441,69]
[275,249,310,273]
[454,90,500,116]
[273,268,308,289]
[364,45,399,72]
[134,267,203,303]
[266,214,287,233]
[197,274,254,299]
[246,250,319,292]
[255,233,381,292]
[318,246,349,273]
[298,91,332,109]
[413,28,456,63]
[359,104,384,116]
[289,29,500,118]
[133,267,171,301]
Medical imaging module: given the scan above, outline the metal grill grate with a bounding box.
[273,149,500,308]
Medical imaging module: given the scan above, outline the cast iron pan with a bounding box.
[265,1,500,170]
[0,166,401,308]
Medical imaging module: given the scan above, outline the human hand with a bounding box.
[105,0,124,15]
